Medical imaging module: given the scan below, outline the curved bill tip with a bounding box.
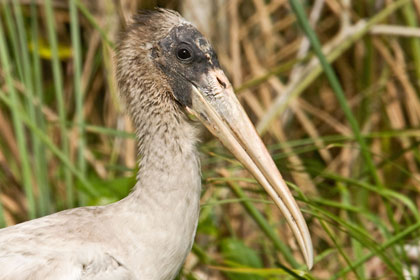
[187,72,314,269]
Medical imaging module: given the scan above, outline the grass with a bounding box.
[1,0,420,279]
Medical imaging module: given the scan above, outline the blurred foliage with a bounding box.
[1,0,420,279]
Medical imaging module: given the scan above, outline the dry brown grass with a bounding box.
[1,0,420,279]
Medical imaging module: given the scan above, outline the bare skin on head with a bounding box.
[0,9,312,280]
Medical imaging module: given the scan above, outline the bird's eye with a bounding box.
[176,48,192,61]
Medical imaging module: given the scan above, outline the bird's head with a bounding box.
[117,8,313,269]
[117,9,228,113]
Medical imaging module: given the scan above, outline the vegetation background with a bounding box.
[1,0,420,279]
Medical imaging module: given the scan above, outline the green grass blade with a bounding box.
[319,220,362,280]
[225,176,300,269]
[12,0,50,217]
[0,18,36,219]
[44,0,74,208]
[0,200,5,228]
[0,91,99,198]
[332,221,420,279]
[1,3,24,82]
[288,0,381,187]
[257,0,411,135]
[30,0,52,215]
[307,204,402,277]
[70,0,87,204]
[74,0,115,48]
[401,2,420,86]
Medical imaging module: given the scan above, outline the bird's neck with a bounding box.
[119,96,201,217]
[111,88,202,278]
[134,111,201,205]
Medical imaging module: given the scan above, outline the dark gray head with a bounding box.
[117,9,227,116]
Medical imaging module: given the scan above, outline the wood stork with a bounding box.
[0,9,313,279]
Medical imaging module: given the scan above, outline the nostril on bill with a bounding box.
[216,76,227,89]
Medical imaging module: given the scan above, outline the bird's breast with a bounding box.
[110,153,202,279]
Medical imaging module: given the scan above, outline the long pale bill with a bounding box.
[187,84,313,269]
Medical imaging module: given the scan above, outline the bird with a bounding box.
[0,9,313,279]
